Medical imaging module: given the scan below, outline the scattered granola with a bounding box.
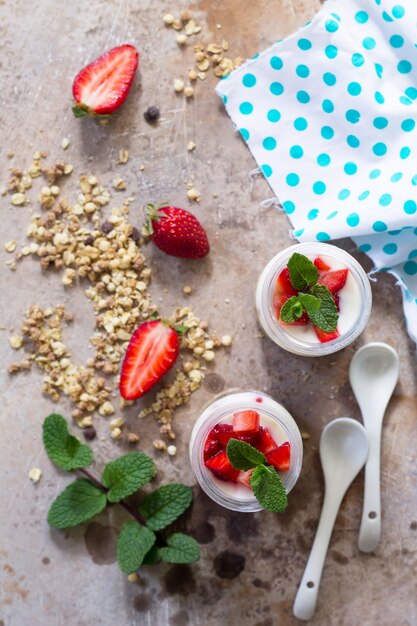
[29,467,42,483]
[61,137,70,150]
[118,149,129,165]
[4,240,17,253]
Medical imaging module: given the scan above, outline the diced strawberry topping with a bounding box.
[314,327,340,343]
[213,424,234,447]
[233,410,260,436]
[204,436,221,461]
[205,450,240,482]
[314,257,331,272]
[273,294,309,326]
[319,269,348,295]
[333,294,340,311]
[266,442,291,472]
[257,427,279,454]
[275,267,298,297]
[237,468,254,489]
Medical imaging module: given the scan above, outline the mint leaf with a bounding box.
[226,439,266,471]
[308,285,338,332]
[102,452,156,503]
[250,465,288,513]
[142,545,161,565]
[158,533,200,564]
[287,253,319,291]
[298,292,322,314]
[116,520,156,574]
[279,296,303,323]
[139,484,193,531]
[42,414,93,472]
[47,479,107,528]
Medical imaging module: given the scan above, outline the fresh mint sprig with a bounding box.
[42,413,199,576]
[225,439,288,513]
[279,252,338,332]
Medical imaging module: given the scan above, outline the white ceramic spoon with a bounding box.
[349,342,400,553]
[293,418,369,621]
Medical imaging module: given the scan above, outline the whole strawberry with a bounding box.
[145,204,210,259]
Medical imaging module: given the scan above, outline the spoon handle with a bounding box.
[358,431,381,552]
[293,489,343,621]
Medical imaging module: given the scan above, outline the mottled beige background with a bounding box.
[1,0,416,625]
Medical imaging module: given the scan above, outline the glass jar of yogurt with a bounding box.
[256,242,372,357]
[189,391,303,513]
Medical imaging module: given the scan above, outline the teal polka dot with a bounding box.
[383,243,398,255]
[379,193,392,206]
[400,146,411,159]
[239,102,253,115]
[242,73,256,88]
[327,211,339,220]
[374,63,383,78]
[373,221,388,232]
[352,53,365,67]
[347,212,360,226]
[392,5,405,18]
[355,10,368,23]
[409,249,417,259]
[298,38,312,50]
[373,142,387,156]
[267,109,281,122]
[404,200,417,214]
[344,162,357,175]
[390,34,404,47]
[286,173,300,186]
[307,209,319,220]
[347,82,361,96]
[316,232,331,241]
[313,181,326,195]
[389,230,402,236]
[323,72,336,86]
[282,200,295,214]
[404,261,417,275]
[317,153,331,167]
[321,126,334,140]
[270,56,283,70]
[294,117,308,131]
[401,119,415,132]
[325,19,339,32]
[325,45,338,59]
[239,128,250,141]
[222,95,228,104]
[346,109,360,123]
[398,60,412,74]
[261,164,273,177]
[369,169,381,179]
[373,117,388,129]
[290,145,304,159]
[338,189,350,200]
[270,82,284,95]
[297,90,310,103]
[294,228,305,238]
[400,96,412,106]
[358,190,370,200]
[375,91,385,104]
[359,243,372,252]
[322,99,334,113]
[382,10,394,22]
[405,87,417,100]
[263,137,277,150]
[296,64,310,78]
[391,172,403,182]
[363,37,376,49]
[347,135,360,148]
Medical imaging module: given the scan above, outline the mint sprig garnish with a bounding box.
[225,439,288,513]
[279,253,338,332]
[42,413,199,576]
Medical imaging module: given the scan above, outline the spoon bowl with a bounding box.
[293,418,369,621]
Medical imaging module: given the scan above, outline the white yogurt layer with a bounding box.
[279,254,362,344]
[209,413,288,501]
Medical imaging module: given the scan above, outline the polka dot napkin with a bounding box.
[216,0,417,344]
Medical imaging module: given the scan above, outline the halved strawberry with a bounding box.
[238,468,254,489]
[204,436,221,461]
[319,269,348,295]
[275,267,297,296]
[233,411,260,436]
[266,442,291,472]
[119,320,179,400]
[72,44,139,117]
[205,450,240,482]
[314,257,331,272]
[257,427,279,454]
[314,327,340,343]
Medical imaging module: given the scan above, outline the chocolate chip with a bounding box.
[84,236,95,246]
[144,106,160,123]
[130,227,141,243]
[101,221,113,234]
[83,426,96,440]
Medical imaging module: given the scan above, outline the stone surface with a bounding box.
[1,1,417,625]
